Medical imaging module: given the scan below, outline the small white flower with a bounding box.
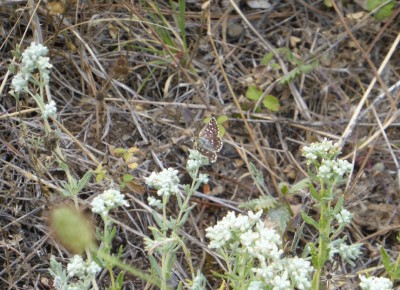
[286,257,313,289]
[145,168,180,197]
[241,222,283,261]
[147,196,162,209]
[67,255,86,278]
[247,281,264,290]
[198,173,209,184]
[86,261,101,276]
[271,272,291,290]
[335,208,353,225]
[317,159,352,181]
[102,189,129,207]
[329,238,362,266]
[206,211,263,250]
[359,275,393,290]
[337,242,362,266]
[186,149,209,171]
[21,42,52,72]
[43,100,57,119]
[302,138,340,161]
[91,189,129,216]
[11,70,30,93]
[91,196,106,216]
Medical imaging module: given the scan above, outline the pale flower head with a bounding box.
[302,138,340,161]
[187,149,209,171]
[145,168,180,197]
[86,261,101,276]
[147,196,162,209]
[91,189,129,216]
[67,255,86,278]
[317,159,352,181]
[335,208,353,226]
[11,70,29,93]
[359,275,392,290]
[329,238,362,267]
[43,100,57,119]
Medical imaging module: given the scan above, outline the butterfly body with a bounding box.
[193,117,223,163]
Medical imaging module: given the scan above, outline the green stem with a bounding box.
[175,167,199,226]
[311,190,332,290]
[161,251,169,290]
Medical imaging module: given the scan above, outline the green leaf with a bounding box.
[333,195,344,215]
[286,178,311,195]
[115,271,125,290]
[96,172,106,183]
[217,115,229,124]
[309,183,321,202]
[279,182,289,194]
[122,174,134,183]
[177,0,187,50]
[300,62,317,73]
[246,85,263,101]
[149,255,162,278]
[309,243,319,268]
[268,206,291,232]
[239,195,277,211]
[381,247,395,278]
[114,147,127,155]
[75,171,92,195]
[301,211,319,230]
[151,210,164,228]
[320,211,331,232]
[249,162,265,187]
[262,95,280,112]
[375,1,394,20]
[319,241,329,268]
[219,126,226,137]
[281,62,317,84]
[260,52,274,65]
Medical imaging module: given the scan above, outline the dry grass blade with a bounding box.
[0,0,399,288]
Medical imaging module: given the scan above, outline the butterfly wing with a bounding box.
[197,145,217,163]
[198,117,223,151]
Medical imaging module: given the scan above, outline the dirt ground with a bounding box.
[0,0,399,289]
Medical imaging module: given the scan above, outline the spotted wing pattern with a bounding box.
[195,117,223,163]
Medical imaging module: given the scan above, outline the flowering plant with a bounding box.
[301,139,362,289]
[144,150,210,289]
[206,210,314,289]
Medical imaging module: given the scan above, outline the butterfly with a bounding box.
[192,117,223,163]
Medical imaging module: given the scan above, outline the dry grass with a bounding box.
[0,0,399,289]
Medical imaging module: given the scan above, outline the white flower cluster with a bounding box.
[187,149,209,171]
[147,196,162,209]
[302,138,340,161]
[205,211,262,249]
[66,255,101,278]
[253,257,313,290]
[206,211,314,289]
[145,168,180,197]
[317,159,352,181]
[91,189,129,216]
[359,275,393,290]
[11,42,53,94]
[329,238,362,267]
[241,222,283,262]
[335,208,353,226]
[43,100,57,119]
